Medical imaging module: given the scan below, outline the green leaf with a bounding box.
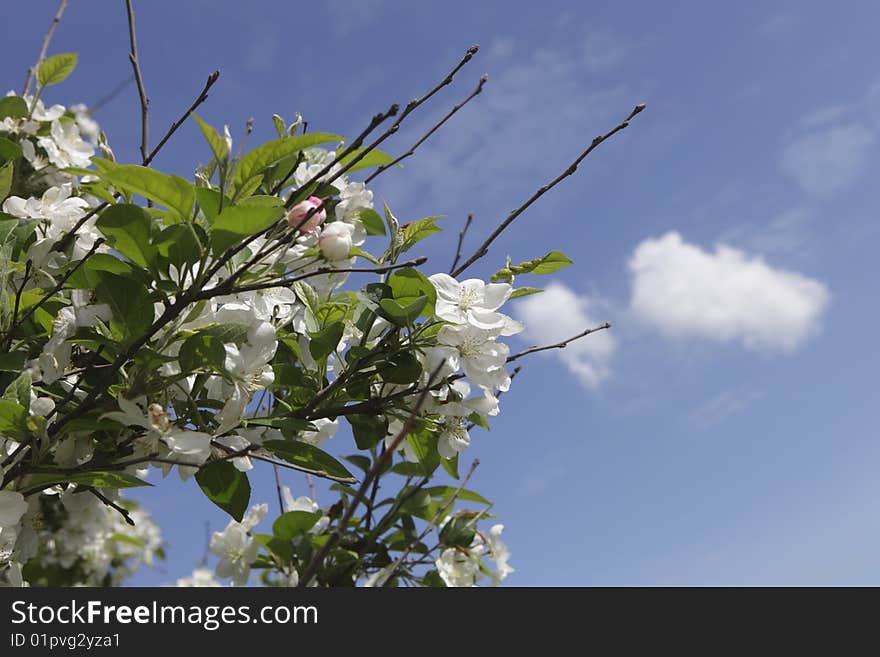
[25,471,151,491]
[0,161,13,202]
[95,204,157,269]
[0,399,28,440]
[337,148,394,173]
[343,454,371,473]
[400,216,442,252]
[93,273,154,340]
[179,332,226,373]
[439,513,478,548]
[491,250,573,282]
[387,267,436,316]
[64,253,133,289]
[2,372,31,408]
[272,510,322,540]
[233,132,342,189]
[262,439,357,483]
[509,287,544,299]
[37,52,78,87]
[0,96,28,120]
[379,351,422,384]
[378,296,427,326]
[153,223,202,269]
[425,485,491,505]
[0,137,23,161]
[405,428,441,477]
[308,321,344,361]
[211,201,284,253]
[0,350,26,372]
[345,414,387,451]
[358,208,386,236]
[191,113,229,162]
[196,461,251,522]
[92,159,195,219]
[195,186,222,224]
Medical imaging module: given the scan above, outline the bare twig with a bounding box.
[449,213,473,274]
[272,464,285,515]
[506,323,611,363]
[89,488,135,526]
[22,0,68,96]
[365,74,488,184]
[144,71,220,167]
[89,75,135,114]
[125,0,150,165]
[452,103,646,277]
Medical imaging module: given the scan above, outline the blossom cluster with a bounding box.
[0,48,590,587]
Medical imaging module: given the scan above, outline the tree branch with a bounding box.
[144,70,220,167]
[125,0,150,165]
[451,103,646,277]
[506,322,611,363]
[365,74,488,184]
[297,365,444,586]
[375,459,480,586]
[449,213,473,274]
[22,0,68,96]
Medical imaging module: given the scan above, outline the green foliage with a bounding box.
[491,250,573,283]
[37,52,78,87]
[196,461,251,522]
[262,440,357,483]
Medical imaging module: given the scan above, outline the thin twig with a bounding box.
[365,74,488,184]
[144,70,220,167]
[449,213,473,274]
[125,0,150,165]
[273,464,285,515]
[452,103,646,277]
[197,256,427,299]
[297,365,445,586]
[53,203,107,253]
[506,323,611,363]
[22,0,68,96]
[376,459,480,586]
[89,488,135,526]
[6,260,32,350]
[1,238,104,343]
[43,346,106,420]
[89,75,135,114]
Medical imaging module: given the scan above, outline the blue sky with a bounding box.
[4,0,880,585]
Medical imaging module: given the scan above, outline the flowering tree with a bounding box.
[0,2,643,588]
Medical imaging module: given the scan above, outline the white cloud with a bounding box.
[780,123,875,197]
[514,283,616,388]
[628,232,829,352]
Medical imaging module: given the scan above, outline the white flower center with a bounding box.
[457,288,479,312]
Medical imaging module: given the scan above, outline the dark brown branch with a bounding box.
[298,365,444,586]
[22,0,68,96]
[125,0,150,165]
[365,74,488,184]
[449,213,473,274]
[506,323,611,363]
[145,74,220,167]
[452,103,646,277]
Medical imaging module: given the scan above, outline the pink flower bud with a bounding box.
[318,222,354,261]
[287,196,327,233]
